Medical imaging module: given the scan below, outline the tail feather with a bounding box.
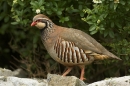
[90,53,121,60]
[85,50,122,60]
[94,54,109,60]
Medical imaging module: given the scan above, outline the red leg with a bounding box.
[62,67,72,76]
[80,67,86,80]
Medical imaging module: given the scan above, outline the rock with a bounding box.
[47,73,87,86]
[13,68,27,78]
[88,76,130,86]
[0,68,13,76]
[0,68,27,77]
[0,68,130,86]
[0,68,47,86]
[0,76,47,86]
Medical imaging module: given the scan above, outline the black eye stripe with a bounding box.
[35,19,41,22]
[35,18,51,23]
[36,19,47,23]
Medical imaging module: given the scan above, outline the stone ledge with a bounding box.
[0,68,130,86]
[47,74,86,86]
[0,68,13,76]
[0,76,47,86]
[88,76,130,86]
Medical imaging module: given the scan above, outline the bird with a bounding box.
[31,14,121,80]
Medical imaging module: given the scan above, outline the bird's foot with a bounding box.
[80,77,86,81]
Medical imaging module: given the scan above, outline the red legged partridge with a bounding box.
[31,14,121,80]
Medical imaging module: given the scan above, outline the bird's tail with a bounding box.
[90,53,121,60]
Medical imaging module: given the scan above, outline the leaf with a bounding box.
[59,17,64,23]
[87,21,93,24]
[126,7,129,11]
[67,22,72,27]
[111,22,114,28]
[64,17,69,21]
[46,10,52,15]
[72,9,78,12]
[57,11,62,15]
[110,2,114,9]
[120,1,125,5]
[11,22,19,25]
[90,30,98,35]
[78,5,82,10]
[104,30,108,37]
[52,8,57,12]
[89,25,96,31]
[80,12,84,17]
[86,16,93,21]
[115,22,122,28]
[4,16,9,23]
[39,0,44,5]
[114,3,118,10]
[100,27,105,30]
[109,30,114,38]
[54,2,58,7]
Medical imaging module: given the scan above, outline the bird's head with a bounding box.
[31,14,52,29]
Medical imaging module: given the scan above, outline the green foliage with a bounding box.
[82,0,130,61]
[0,0,130,83]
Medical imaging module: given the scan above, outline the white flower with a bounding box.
[97,19,100,24]
[13,0,18,4]
[114,0,119,3]
[93,0,102,3]
[36,9,41,14]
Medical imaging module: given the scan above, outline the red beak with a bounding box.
[31,22,37,26]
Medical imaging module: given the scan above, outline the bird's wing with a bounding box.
[59,27,121,60]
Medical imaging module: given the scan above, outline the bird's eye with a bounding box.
[35,20,41,22]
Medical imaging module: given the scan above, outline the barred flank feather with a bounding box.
[54,37,89,63]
